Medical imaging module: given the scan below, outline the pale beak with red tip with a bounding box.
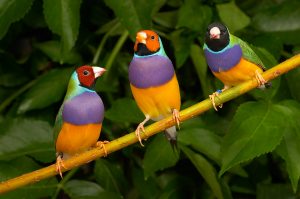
[210,27,221,39]
[136,31,147,44]
[92,66,106,78]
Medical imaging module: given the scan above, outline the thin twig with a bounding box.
[0,54,299,194]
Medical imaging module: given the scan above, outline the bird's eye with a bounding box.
[150,35,155,40]
[83,70,90,76]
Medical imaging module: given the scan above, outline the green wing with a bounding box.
[53,105,64,147]
[230,34,266,70]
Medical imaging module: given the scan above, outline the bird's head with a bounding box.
[134,30,161,56]
[205,22,230,52]
[75,65,106,89]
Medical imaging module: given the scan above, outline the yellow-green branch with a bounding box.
[0,54,300,194]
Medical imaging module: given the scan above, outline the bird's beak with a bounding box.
[210,34,220,39]
[136,31,147,44]
[209,27,221,39]
[92,66,106,78]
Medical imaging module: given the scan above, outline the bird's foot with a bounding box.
[209,90,223,111]
[96,141,110,157]
[135,123,145,147]
[255,70,267,87]
[135,116,150,147]
[172,109,181,129]
[56,155,66,179]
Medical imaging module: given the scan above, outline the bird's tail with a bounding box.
[165,126,177,151]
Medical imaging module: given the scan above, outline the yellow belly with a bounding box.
[213,58,263,86]
[130,75,181,119]
[55,122,102,155]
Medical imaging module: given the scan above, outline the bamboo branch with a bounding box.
[0,54,300,194]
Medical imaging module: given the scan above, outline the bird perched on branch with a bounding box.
[53,65,107,178]
[129,30,181,148]
[203,22,270,110]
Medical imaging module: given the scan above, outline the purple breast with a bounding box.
[62,92,104,125]
[204,45,242,72]
[129,55,175,88]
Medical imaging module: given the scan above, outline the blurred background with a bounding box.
[0,0,300,198]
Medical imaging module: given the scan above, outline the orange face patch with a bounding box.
[134,30,160,53]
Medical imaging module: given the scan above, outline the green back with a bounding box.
[230,34,266,70]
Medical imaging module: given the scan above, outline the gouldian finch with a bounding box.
[129,30,181,147]
[54,65,107,178]
[203,22,269,110]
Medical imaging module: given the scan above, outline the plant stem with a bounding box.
[0,79,37,113]
[104,30,129,80]
[0,54,300,194]
[92,22,121,65]
[51,167,79,199]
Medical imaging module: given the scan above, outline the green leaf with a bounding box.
[35,41,82,64]
[286,67,300,101]
[64,180,122,199]
[180,145,224,199]
[0,118,54,162]
[132,167,160,199]
[17,67,73,114]
[178,128,221,164]
[177,0,212,32]
[170,29,196,68]
[190,44,214,97]
[105,98,144,123]
[0,157,57,199]
[257,184,296,199]
[144,134,179,179]
[216,1,250,33]
[0,0,34,39]
[220,101,286,175]
[153,11,178,29]
[94,159,127,193]
[104,0,157,39]
[276,100,300,192]
[252,1,300,32]
[43,0,82,59]
[0,72,29,87]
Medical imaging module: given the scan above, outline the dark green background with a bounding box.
[0,0,300,198]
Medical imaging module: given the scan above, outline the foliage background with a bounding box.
[0,0,300,198]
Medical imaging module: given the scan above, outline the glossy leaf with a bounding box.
[0,157,57,199]
[17,68,73,114]
[64,180,122,199]
[181,145,224,199]
[143,134,179,179]
[0,118,54,162]
[286,67,300,101]
[94,159,127,193]
[276,100,300,192]
[177,0,212,32]
[252,1,300,32]
[105,98,144,123]
[44,0,82,58]
[220,101,286,175]
[216,1,250,33]
[178,127,221,164]
[104,0,158,39]
[0,0,34,39]
[35,41,82,64]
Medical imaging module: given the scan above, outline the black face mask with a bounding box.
[135,43,159,56]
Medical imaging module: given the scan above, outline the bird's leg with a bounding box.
[135,115,151,147]
[96,141,110,157]
[55,152,66,179]
[255,70,267,86]
[172,108,181,129]
[209,85,230,111]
